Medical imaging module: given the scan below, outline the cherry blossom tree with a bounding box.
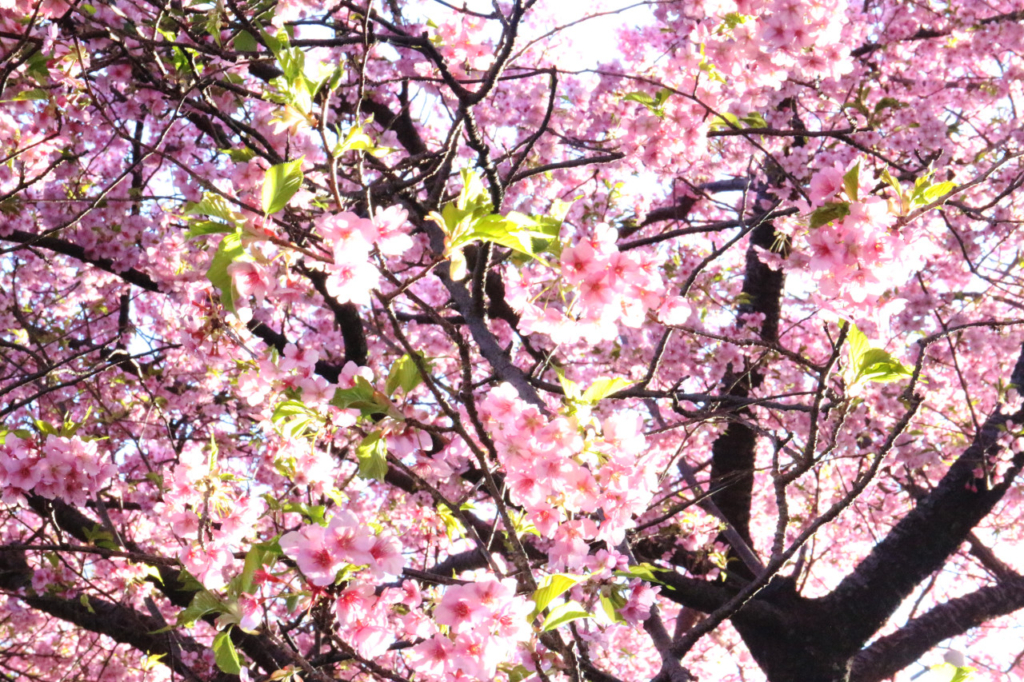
[3,1,1024,681]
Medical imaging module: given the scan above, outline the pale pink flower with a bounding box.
[373,205,414,256]
[237,593,262,631]
[325,511,375,566]
[279,343,319,375]
[336,584,375,625]
[434,585,488,631]
[471,579,515,614]
[606,252,644,287]
[493,598,534,641]
[170,510,200,538]
[317,211,377,252]
[279,524,342,587]
[620,581,659,626]
[227,260,273,307]
[350,621,395,659]
[367,535,403,577]
[808,164,846,206]
[407,634,453,676]
[179,543,231,590]
[579,272,617,310]
[561,242,601,283]
[602,412,646,457]
[451,631,501,680]
[324,258,378,306]
[480,383,522,423]
[658,295,693,326]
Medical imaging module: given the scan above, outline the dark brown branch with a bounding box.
[850,575,1024,682]
[3,230,161,292]
[820,342,1024,657]
[0,548,206,680]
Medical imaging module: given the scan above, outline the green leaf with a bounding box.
[35,419,58,437]
[710,111,740,131]
[436,503,466,540]
[259,28,285,59]
[213,629,242,675]
[223,146,257,163]
[25,51,49,82]
[468,215,534,255]
[740,111,768,128]
[846,322,871,374]
[555,368,582,403]
[857,349,913,383]
[540,600,591,632]
[205,4,224,45]
[447,210,564,260]
[79,594,95,613]
[142,653,166,670]
[449,247,468,280]
[722,12,751,29]
[206,232,245,313]
[504,664,536,682]
[262,158,304,215]
[508,509,540,538]
[356,431,389,481]
[874,97,903,114]
[177,570,206,593]
[9,88,48,102]
[457,169,489,211]
[330,377,399,419]
[330,377,377,409]
[949,666,976,682]
[623,91,655,106]
[234,30,258,52]
[185,194,237,222]
[623,89,672,117]
[843,162,860,202]
[281,503,328,526]
[82,524,118,551]
[919,181,955,204]
[808,201,851,229]
[614,563,669,585]
[880,167,903,200]
[846,323,913,385]
[582,377,633,404]
[186,220,234,239]
[334,124,376,156]
[272,400,314,422]
[240,546,264,595]
[599,586,628,623]
[385,354,425,397]
[177,590,225,627]
[532,574,583,615]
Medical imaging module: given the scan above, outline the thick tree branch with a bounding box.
[707,214,786,554]
[2,230,161,292]
[820,342,1024,656]
[0,548,207,680]
[850,575,1024,682]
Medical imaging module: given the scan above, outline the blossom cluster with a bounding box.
[313,206,414,306]
[408,579,534,681]
[276,515,406,659]
[236,342,362,413]
[791,164,935,314]
[279,510,403,586]
[226,206,413,314]
[481,383,659,568]
[161,445,266,590]
[511,224,691,345]
[0,434,116,506]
